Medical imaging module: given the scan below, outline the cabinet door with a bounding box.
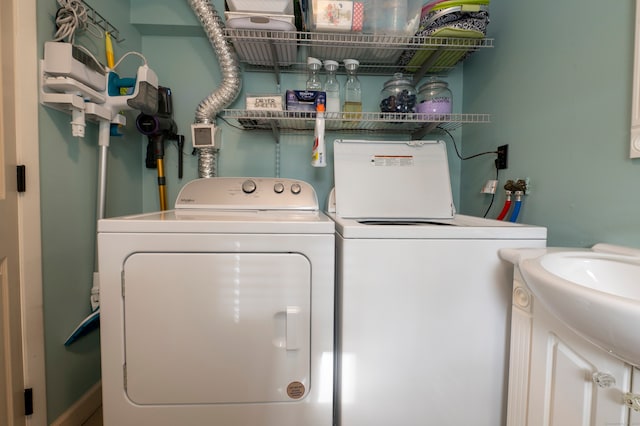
[527,306,631,426]
[122,252,311,405]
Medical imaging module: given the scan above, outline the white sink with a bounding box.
[519,245,640,367]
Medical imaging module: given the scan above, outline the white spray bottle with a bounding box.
[312,103,327,167]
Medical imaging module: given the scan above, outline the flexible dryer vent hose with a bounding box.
[188,0,242,177]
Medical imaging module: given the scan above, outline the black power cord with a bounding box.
[440,128,500,218]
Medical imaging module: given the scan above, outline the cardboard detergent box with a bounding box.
[245,93,284,110]
[285,90,326,112]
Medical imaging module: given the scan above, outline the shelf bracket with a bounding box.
[411,122,440,140]
[271,120,281,178]
[269,120,281,143]
[267,35,282,90]
[412,47,445,85]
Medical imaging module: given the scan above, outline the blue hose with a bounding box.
[509,199,522,222]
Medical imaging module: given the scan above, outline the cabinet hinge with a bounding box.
[24,388,33,416]
[16,165,26,193]
[624,392,640,411]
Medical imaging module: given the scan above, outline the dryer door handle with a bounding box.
[286,306,301,351]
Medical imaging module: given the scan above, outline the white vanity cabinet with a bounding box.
[506,265,633,426]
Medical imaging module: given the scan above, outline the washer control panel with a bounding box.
[176,177,319,211]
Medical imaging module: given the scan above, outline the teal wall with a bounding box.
[36,0,640,421]
[461,0,639,247]
[136,35,464,212]
[131,0,465,212]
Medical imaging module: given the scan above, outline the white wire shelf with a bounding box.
[222,31,492,138]
[224,29,493,77]
[221,109,490,138]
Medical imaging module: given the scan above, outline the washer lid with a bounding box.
[333,139,455,220]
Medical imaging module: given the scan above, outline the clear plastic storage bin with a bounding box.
[226,0,294,15]
[307,0,364,32]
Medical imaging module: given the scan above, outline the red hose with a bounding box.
[496,200,512,221]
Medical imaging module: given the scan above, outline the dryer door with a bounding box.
[122,252,311,405]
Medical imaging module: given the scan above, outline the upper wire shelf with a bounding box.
[221,30,493,138]
[224,29,493,77]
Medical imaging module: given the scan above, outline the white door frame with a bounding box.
[15,0,48,424]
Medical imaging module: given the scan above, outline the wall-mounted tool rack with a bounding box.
[82,0,124,42]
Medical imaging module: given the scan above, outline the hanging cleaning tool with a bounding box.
[64,66,160,346]
[104,31,125,136]
[136,87,179,210]
[105,56,158,115]
[86,52,159,320]
[105,31,115,68]
[41,46,161,346]
[177,135,185,179]
[312,103,326,167]
[41,1,161,345]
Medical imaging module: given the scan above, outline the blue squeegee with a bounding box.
[64,308,100,346]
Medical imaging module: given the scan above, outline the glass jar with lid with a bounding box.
[343,59,362,121]
[379,73,417,114]
[323,60,340,114]
[417,78,452,115]
[306,57,323,91]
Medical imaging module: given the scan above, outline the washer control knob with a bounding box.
[291,183,302,195]
[242,179,257,194]
[274,182,285,194]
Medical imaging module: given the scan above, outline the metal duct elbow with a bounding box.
[188,0,242,123]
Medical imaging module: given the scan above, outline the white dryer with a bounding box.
[98,177,334,426]
[330,140,547,426]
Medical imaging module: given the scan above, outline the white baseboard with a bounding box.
[50,381,102,426]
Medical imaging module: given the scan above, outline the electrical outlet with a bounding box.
[496,144,508,169]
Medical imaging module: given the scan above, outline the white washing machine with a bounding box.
[330,140,547,426]
[98,177,334,426]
